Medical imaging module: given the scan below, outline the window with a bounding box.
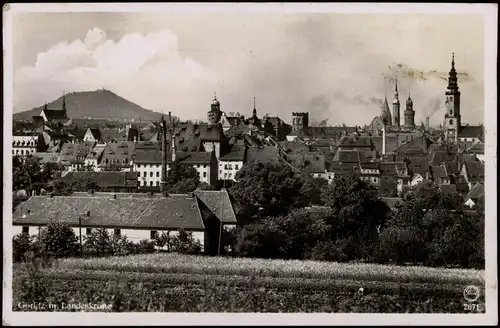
[235,165,239,170]
[449,119,453,125]
[203,172,207,178]
[22,226,29,234]
[156,181,159,187]
[143,171,147,177]
[224,164,228,169]
[12,150,14,155]
[86,228,92,234]
[449,110,452,115]
[150,181,153,186]
[150,172,153,177]
[156,172,159,177]
[114,229,121,237]
[20,150,24,155]
[220,170,222,174]
[203,165,207,168]
[16,150,19,154]
[150,230,158,239]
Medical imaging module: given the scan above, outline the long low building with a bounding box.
[12,190,238,255]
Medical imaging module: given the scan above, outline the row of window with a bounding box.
[221,164,240,170]
[13,140,36,146]
[137,164,208,169]
[13,149,35,155]
[22,226,123,237]
[360,176,379,183]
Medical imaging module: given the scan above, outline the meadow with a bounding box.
[14,253,486,313]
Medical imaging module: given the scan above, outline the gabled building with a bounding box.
[83,128,102,143]
[12,133,46,156]
[219,144,246,181]
[464,182,484,208]
[57,141,96,172]
[99,141,136,172]
[460,160,485,190]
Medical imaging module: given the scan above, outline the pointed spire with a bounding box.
[252,96,257,117]
[393,76,399,103]
[62,91,67,111]
[447,52,458,91]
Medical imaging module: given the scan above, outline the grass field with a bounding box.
[13,253,486,313]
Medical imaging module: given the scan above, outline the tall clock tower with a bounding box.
[444,53,461,145]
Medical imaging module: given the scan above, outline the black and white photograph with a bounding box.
[2,3,497,326]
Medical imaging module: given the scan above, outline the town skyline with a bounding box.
[11,10,485,126]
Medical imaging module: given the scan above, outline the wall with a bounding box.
[219,160,243,181]
[12,225,205,249]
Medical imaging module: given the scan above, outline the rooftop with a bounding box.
[13,194,205,230]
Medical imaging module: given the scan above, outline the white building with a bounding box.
[12,134,42,156]
[13,191,238,255]
[219,144,246,181]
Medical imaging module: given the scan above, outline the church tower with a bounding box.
[392,77,400,128]
[381,96,392,127]
[404,93,415,128]
[444,53,461,145]
[207,93,222,125]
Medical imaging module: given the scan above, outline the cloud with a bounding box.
[13,14,484,126]
[14,27,215,119]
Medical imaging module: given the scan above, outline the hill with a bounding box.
[13,89,164,122]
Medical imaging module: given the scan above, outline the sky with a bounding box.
[10,9,485,126]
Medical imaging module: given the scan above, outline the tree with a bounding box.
[52,175,102,196]
[379,175,398,197]
[229,161,306,222]
[83,228,113,256]
[39,221,79,258]
[321,175,390,261]
[300,176,328,206]
[13,233,34,262]
[236,209,330,260]
[166,163,201,193]
[12,155,61,195]
[198,182,218,191]
[170,229,202,255]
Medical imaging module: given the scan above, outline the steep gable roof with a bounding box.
[193,190,237,224]
[464,182,484,203]
[463,161,485,183]
[458,125,483,139]
[63,171,138,188]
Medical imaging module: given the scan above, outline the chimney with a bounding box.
[425,117,430,130]
[382,124,386,156]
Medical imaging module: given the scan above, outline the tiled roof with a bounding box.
[13,194,205,230]
[58,142,96,166]
[466,143,484,154]
[370,135,400,154]
[247,146,280,164]
[458,125,483,139]
[328,161,357,174]
[333,150,361,163]
[428,149,456,166]
[71,192,163,198]
[33,152,59,164]
[43,109,68,120]
[220,144,246,161]
[133,150,213,165]
[338,135,372,148]
[392,135,432,154]
[63,171,138,188]
[99,141,136,168]
[85,145,106,160]
[360,162,379,170]
[439,184,458,195]
[278,141,310,153]
[100,129,129,143]
[303,153,326,173]
[464,161,485,183]
[431,165,448,179]
[379,162,409,178]
[464,182,484,202]
[406,156,430,176]
[193,190,237,224]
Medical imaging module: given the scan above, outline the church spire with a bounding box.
[252,96,257,117]
[62,91,67,112]
[392,76,399,103]
[447,52,459,92]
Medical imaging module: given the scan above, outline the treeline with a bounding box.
[13,222,203,263]
[226,161,484,269]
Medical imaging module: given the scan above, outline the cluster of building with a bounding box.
[12,53,485,251]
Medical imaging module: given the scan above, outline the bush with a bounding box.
[13,233,33,263]
[171,230,202,255]
[40,221,79,258]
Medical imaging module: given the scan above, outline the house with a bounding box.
[13,191,238,255]
[63,171,139,192]
[132,149,217,190]
[219,144,246,181]
[466,143,484,163]
[57,142,96,172]
[464,182,484,208]
[85,143,107,170]
[12,133,46,156]
[99,141,136,172]
[40,108,69,124]
[33,152,59,168]
[379,162,411,194]
[458,125,484,145]
[83,128,102,143]
[358,162,381,186]
[431,164,451,185]
[460,160,485,190]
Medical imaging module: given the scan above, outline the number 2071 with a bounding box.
[463,303,483,312]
